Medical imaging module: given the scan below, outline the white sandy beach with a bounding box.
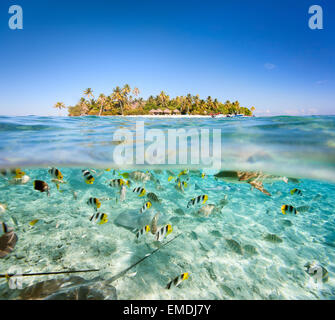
[126,115,211,118]
[121,115,250,118]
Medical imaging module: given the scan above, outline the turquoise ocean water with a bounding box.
[0,115,335,299]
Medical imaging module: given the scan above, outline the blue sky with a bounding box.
[0,0,334,116]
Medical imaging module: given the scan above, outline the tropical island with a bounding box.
[54,85,255,117]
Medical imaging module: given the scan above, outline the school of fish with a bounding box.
[0,167,329,293]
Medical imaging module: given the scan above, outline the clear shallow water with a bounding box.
[0,115,335,181]
[0,116,334,300]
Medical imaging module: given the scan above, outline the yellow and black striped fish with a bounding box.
[187,195,208,208]
[48,167,63,180]
[49,168,64,190]
[136,225,150,239]
[155,224,173,241]
[166,273,189,289]
[89,212,108,225]
[33,180,50,196]
[139,201,152,214]
[82,170,95,184]
[290,188,303,196]
[0,168,25,179]
[175,178,188,191]
[87,197,101,211]
[177,181,187,189]
[133,186,146,197]
[281,204,298,215]
[178,169,189,177]
[110,178,130,188]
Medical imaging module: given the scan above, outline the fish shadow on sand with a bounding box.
[2,276,117,300]
[114,209,168,232]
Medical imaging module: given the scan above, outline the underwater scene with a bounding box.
[0,116,335,300]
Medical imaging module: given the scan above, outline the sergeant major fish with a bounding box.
[187,195,208,208]
[175,178,188,193]
[281,205,298,215]
[82,170,95,184]
[48,167,63,181]
[139,201,152,214]
[128,171,151,183]
[136,225,150,239]
[178,169,189,177]
[0,168,25,180]
[89,212,108,225]
[166,272,189,289]
[290,188,303,196]
[87,197,101,211]
[110,178,130,188]
[49,167,65,190]
[133,187,146,197]
[155,224,173,242]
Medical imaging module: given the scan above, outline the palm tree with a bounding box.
[159,91,169,109]
[185,94,193,114]
[199,100,206,114]
[84,88,94,100]
[132,87,140,97]
[123,84,131,94]
[137,97,144,107]
[112,86,125,115]
[233,101,240,115]
[206,96,213,112]
[53,102,66,115]
[66,86,255,117]
[122,84,131,112]
[213,98,219,111]
[97,94,107,116]
[180,96,188,114]
[79,98,89,116]
[104,95,113,112]
[122,84,131,101]
[147,95,155,104]
[193,94,200,112]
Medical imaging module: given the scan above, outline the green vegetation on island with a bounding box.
[54,85,255,116]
